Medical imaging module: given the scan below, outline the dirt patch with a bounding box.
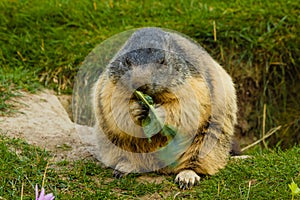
[0,90,92,161]
[56,94,73,120]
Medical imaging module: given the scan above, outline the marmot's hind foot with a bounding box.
[175,170,200,189]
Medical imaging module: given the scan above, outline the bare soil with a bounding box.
[0,90,92,161]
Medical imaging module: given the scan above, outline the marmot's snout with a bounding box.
[128,63,165,94]
[110,48,169,94]
[124,50,193,94]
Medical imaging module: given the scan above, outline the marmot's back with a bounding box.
[90,27,237,189]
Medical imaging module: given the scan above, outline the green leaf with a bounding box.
[134,90,177,142]
[144,94,154,105]
[289,181,300,195]
[161,125,177,138]
[142,110,162,142]
[134,90,180,167]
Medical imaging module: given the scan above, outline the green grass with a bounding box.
[0,67,41,115]
[0,0,299,199]
[0,134,299,199]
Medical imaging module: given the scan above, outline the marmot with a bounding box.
[92,27,237,189]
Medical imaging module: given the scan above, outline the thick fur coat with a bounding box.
[92,27,237,189]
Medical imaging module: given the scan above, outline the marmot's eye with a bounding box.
[125,57,132,66]
[158,58,166,65]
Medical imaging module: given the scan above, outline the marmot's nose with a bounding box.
[130,66,152,90]
[131,76,152,90]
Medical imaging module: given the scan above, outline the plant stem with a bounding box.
[134,90,164,129]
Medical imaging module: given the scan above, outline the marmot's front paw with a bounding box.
[175,170,200,189]
[129,101,149,124]
[113,162,132,179]
[113,169,126,179]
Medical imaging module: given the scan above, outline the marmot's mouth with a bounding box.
[136,84,153,95]
[130,85,155,105]
[134,84,168,98]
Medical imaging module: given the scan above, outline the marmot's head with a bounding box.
[107,28,196,96]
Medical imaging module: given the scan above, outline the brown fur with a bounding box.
[92,27,237,187]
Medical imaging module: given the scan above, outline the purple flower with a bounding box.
[35,184,55,200]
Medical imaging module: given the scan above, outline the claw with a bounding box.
[175,170,200,190]
[129,101,149,124]
[113,169,125,179]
